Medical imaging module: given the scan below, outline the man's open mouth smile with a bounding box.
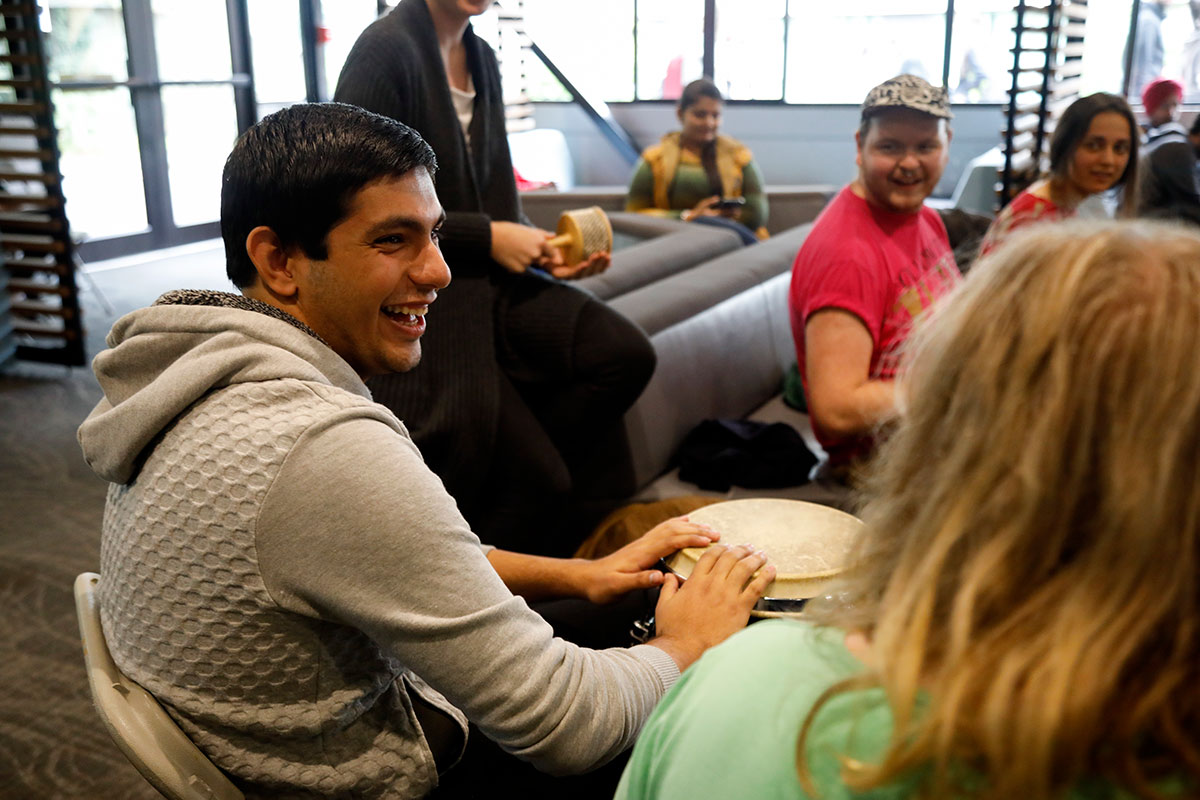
[382,304,428,327]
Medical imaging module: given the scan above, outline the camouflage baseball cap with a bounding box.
[861,74,953,120]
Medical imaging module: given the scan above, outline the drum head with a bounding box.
[665,498,863,604]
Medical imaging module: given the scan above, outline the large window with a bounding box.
[514,0,972,104]
[784,2,947,104]
[511,0,1140,105]
[636,0,705,99]
[1086,0,1136,97]
[947,0,1015,103]
[45,1,148,240]
[714,0,785,101]
[246,0,307,106]
[46,0,254,260]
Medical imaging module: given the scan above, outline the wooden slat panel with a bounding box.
[5,256,67,273]
[1056,60,1083,79]
[1009,130,1036,153]
[0,147,53,160]
[1052,77,1082,98]
[1014,76,1047,93]
[0,29,39,41]
[1012,113,1042,136]
[0,212,62,232]
[0,195,60,210]
[7,277,68,295]
[13,319,70,337]
[1014,97,1073,118]
[0,77,39,89]
[1009,151,1036,174]
[0,100,46,114]
[0,170,58,184]
[0,1,85,366]
[11,298,69,317]
[0,125,50,137]
[2,233,65,253]
[1061,2,1088,22]
[0,3,40,15]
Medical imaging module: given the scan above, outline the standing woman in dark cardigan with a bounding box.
[334,0,656,554]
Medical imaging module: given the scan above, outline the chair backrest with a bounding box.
[73,573,244,800]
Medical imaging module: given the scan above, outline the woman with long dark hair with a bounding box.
[981,92,1138,254]
[625,79,768,242]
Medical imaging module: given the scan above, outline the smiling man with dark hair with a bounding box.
[79,102,772,798]
[789,75,961,481]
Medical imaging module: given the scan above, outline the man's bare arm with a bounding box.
[805,308,897,437]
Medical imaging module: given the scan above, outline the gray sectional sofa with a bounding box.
[522,192,844,506]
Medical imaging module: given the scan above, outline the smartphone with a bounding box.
[713,197,746,211]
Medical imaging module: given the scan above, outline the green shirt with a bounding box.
[617,620,907,800]
[617,620,1168,799]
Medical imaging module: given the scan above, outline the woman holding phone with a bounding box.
[625,78,768,243]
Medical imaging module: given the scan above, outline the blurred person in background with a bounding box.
[626,78,769,244]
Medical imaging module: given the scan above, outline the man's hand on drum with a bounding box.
[649,545,774,672]
[575,516,720,605]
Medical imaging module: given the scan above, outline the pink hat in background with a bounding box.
[1142,77,1184,114]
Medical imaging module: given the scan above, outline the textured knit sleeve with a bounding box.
[254,406,677,775]
[739,158,769,232]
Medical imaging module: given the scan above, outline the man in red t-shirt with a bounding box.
[789,75,961,478]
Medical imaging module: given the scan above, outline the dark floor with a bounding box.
[0,242,230,798]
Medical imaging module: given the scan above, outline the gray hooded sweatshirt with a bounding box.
[78,291,677,798]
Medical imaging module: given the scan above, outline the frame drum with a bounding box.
[664,498,863,617]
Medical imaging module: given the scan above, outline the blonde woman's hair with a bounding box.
[799,220,1200,800]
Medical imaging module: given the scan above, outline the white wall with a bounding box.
[533,102,1006,199]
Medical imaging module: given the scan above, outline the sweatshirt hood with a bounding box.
[79,290,370,484]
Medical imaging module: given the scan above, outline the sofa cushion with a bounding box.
[610,223,812,337]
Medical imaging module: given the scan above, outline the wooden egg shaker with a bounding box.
[547,206,613,264]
